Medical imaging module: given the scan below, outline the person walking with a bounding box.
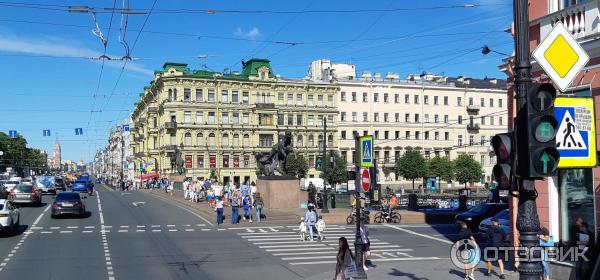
[334,237,354,280]
[243,194,253,223]
[305,205,318,241]
[359,218,371,270]
[457,221,479,280]
[230,190,241,224]
[215,195,225,226]
[538,227,553,280]
[307,182,317,205]
[484,218,506,278]
[254,192,264,223]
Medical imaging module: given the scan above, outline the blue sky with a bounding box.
[0,0,512,162]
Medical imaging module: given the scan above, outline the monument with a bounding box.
[255,131,303,209]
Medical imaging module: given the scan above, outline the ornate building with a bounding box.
[49,141,61,169]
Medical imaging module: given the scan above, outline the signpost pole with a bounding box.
[353,131,367,278]
[513,0,542,278]
[322,117,329,213]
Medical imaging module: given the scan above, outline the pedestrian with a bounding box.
[0,185,8,199]
[230,190,241,224]
[538,227,553,280]
[298,217,307,241]
[334,237,354,280]
[576,222,595,279]
[304,205,318,241]
[316,215,326,240]
[241,182,250,198]
[168,181,174,196]
[359,218,371,270]
[307,182,317,205]
[254,192,264,223]
[457,221,478,280]
[484,218,506,279]
[243,194,253,223]
[250,181,257,196]
[215,195,225,225]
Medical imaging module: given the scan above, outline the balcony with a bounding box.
[538,1,600,42]
[466,105,480,113]
[255,103,275,110]
[164,122,177,132]
[161,145,177,153]
[148,106,158,114]
[467,123,480,131]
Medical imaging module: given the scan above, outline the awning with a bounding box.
[136,173,160,180]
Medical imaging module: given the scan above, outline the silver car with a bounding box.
[9,183,42,206]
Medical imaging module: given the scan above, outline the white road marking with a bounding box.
[384,224,453,245]
[82,230,93,233]
[289,257,443,265]
[50,227,60,229]
[151,225,160,228]
[152,229,161,232]
[168,229,177,232]
[85,226,95,229]
[118,230,128,233]
[120,226,129,228]
[59,231,72,233]
[185,229,194,232]
[136,230,145,232]
[201,229,210,231]
[67,226,78,229]
[96,190,115,280]
[136,225,145,228]
[167,225,176,227]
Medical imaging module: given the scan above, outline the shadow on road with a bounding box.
[0,225,30,238]
[388,268,430,279]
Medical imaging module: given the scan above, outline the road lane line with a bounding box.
[96,190,116,280]
[85,226,95,229]
[384,224,453,245]
[82,230,93,233]
[59,231,72,233]
[152,229,161,232]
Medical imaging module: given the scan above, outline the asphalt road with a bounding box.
[0,185,517,280]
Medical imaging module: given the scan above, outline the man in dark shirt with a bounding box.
[457,221,479,280]
[0,186,8,199]
[485,218,507,278]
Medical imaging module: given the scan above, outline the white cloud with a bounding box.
[234,27,261,40]
[0,35,153,76]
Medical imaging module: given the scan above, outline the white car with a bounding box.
[3,180,21,192]
[0,199,20,233]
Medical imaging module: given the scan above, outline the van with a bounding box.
[299,178,331,192]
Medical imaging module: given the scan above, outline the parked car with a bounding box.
[455,203,508,231]
[54,177,66,191]
[51,192,86,218]
[0,199,20,233]
[9,183,42,206]
[479,209,511,234]
[71,181,88,192]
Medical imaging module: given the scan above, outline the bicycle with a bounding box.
[346,209,370,224]
[374,209,401,224]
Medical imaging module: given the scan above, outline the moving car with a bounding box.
[455,203,508,231]
[54,177,66,191]
[51,192,86,218]
[0,199,20,233]
[9,183,42,206]
[3,180,21,192]
[479,209,511,234]
[71,181,89,192]
[35,176,56,194]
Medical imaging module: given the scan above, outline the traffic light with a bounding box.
[491,132,514,190]
[515,83,560,178]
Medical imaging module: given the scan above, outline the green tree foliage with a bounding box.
[320,154,347,186]
[453,154,483,186]
[0,132,48,173]
[428,156,455,183]
[395,150,428,189]
[284,152,308,179]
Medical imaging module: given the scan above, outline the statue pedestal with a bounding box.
[257,177,302,209]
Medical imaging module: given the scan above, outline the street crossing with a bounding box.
[237,225,441,265]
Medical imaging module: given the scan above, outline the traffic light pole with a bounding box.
[353,131,367,279]
[513,0,543,279]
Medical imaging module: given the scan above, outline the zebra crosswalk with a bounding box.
[237,225,440,266]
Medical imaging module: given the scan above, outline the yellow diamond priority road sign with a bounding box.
[532,22,589,91]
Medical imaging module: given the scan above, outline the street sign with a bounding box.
[361,168,370,192]
[532,22,589,91]
[360,135,373,167]
[8,130,17,138]
[554,97,597,167]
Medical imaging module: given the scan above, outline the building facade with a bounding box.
[49,141,61,169]
[309,60,508,188]
[130,59,339,185]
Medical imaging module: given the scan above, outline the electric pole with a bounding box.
[322,116,329,213]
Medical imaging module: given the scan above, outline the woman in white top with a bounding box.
[216,196,225,225]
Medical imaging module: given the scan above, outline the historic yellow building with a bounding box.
[130,59,339,184]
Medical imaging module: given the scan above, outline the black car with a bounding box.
[455,203,508,231]
[51,192,86,218]
[54,177,66,191]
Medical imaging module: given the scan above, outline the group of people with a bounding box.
[299,204,326,241]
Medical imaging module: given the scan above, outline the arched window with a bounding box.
[318,134,323,148]
[243,134,250,147]
[197,133,204,146]
[173,89,178,101]
[308,135,314,147]
[208,133,216,146]
[168,89,172,101]
[222,134,229,146]
[184,132,192,146]
[297,135,303,147]
[328,135,333,146]
[233,134,240,146]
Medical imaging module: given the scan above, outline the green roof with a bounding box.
[154,58,275,82]
[241,58,275,78]
[162,62,190,74]
[138,93,145,97]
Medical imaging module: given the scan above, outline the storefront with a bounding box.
[558,168,596,245]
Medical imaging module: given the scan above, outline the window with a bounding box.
[374,113,379,122]
[499,117,503,126]
[434,114,439,123]
[384,113,389,122]
[489,98,494,107]
[223,155,229,168]
[197,133,204,146]
[328,134,333,146]
[297,135,304,146]
[278,92,284,104]
[242,92,249,104]
[184,132,192,145]
[352,112,357,122]
[415,131,420,140]
[341,92,346,102]
[328,95,333,107]
[395,113,400,122]
[197,155,204,168]
[277,114,284,126]
[308,95,314,106]
[243,134,250,147]
[468,97,474,106]
[458,115,463,124]
[444,115,449,123]
[195,89,203,102]
[414,95,419,104]
[424,114,429,123]
[384,131,389,139]
[373,92,379,102]
[308,135,314,147]
[308,115,314,126]
[259,134,274,147]
[233,134,239,146]
[362,92,368,102]
[297,114,302,125]
[481,116,486,125]
[481,136,486,146]
[425,131,429,140]
[341,112,346,121]
[394,94,399,103]
[184,88,191,101]
[232,112,239,124]
[414,114,419,123]
[287,93,293,105]
[172,89,178,101]
[184,111,191,123]
[222,134,229,146]
[374,131,379,139]
[221,112,229,124]
[384,93,389,103]
[405,94,410,104]
[445,132,450,141]
[405,113,410,123]
[287,113,293,125]
[434,132,439,140]
[243,113,249,124]
[458,135,463,146]
[424,95,429,105]
[490,116,495,125]
[480,155,485,166]
[296,94,302,105]
[499,99,503,108]
[405,131,410,139]
[351,92,357,102]
[434,96,439,105]
[444,96,448,105]
[480,98,485,107]
[208,89,215,102]
[232,91,239,103]
[341,131,346,139]
[457,97,462,106]
[395,131,400,139]
[363,112,368,122]
[208,112,215,124]
[317,95,323,106]
[221,90,228,103]
[208,133,215,146]
[469,135,474,146]
[559,169,595,245]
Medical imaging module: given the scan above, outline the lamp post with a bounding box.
[321,117,329,213]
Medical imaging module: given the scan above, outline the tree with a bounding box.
[320,154,347,188]
[0,132,48,174]
[395,150,428,190]
[284,152,308,179]
[428,156,454,192]
[453,154,483,187]
[209,168,217,180]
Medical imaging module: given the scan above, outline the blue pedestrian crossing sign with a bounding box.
[555,97,596,168]
[360,135,373,167]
